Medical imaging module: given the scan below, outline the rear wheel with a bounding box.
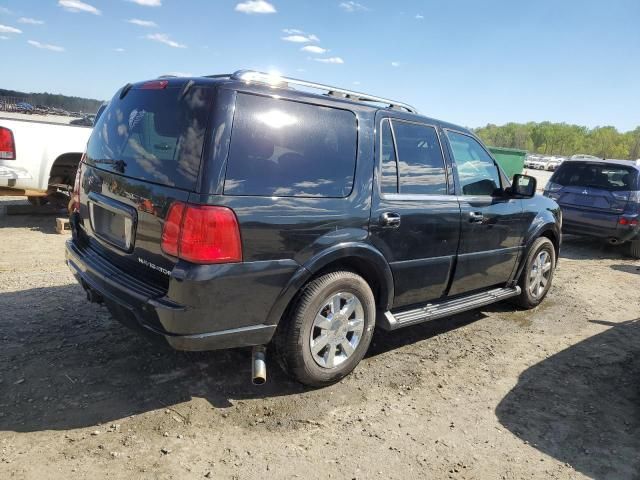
[276,271,376,387]
[513,237,556,309]
[628,240,640,259]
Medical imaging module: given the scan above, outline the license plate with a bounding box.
[88,197,136,252]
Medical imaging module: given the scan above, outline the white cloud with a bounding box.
[282,33,319,43]
[114,47,125,52]
[283,28,303,35]
[0,36,9,40]
[301,45,327,54]
[0,7,12,15]
[0,24,22,34]
[415,14,424,20]
[391,61,400,67]
[28,40,65,52]
[58,1,101,15]
[353,81,361,85]
[339,1,368,12]
[235,1,276,14]
[127,0,162,6]
[19,17,45,25]
[314,57,344,64]
[146,33,186,48]
[127,18,157,27]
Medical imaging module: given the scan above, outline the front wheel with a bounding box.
[513,237,556,309]
[275,271,376,387]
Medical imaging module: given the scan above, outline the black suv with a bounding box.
[66,70,561,386]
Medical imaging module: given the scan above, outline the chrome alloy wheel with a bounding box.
[529,250,552,299]
[309,292,365,369]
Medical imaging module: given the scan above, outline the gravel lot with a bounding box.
[0,199,639,479]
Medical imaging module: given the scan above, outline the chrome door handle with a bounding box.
[469,212,484,223]
[380,212,401,228]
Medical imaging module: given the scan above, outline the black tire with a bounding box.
[628,240,640,259]
[513,237,556,309]
[275,271,376,387]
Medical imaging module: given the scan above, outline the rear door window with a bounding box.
[86,84,214,190]
[389,120,447,195]
[379,119,398,194]
[553,162,637,191]
[224,93,357,197]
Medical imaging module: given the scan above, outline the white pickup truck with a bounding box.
[0,115,92,204]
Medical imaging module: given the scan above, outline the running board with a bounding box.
[379,286,521,331]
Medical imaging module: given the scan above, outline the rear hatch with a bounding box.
[79,80,214,291]
[550,162,638,226]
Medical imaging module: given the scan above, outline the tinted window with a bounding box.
[380,119,398,194]
[553,162,637,191]
[224,94,357,197]
[392,121,447,195]
[446,131,501,196]
[86,85,213,190]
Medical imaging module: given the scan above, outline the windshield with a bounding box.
[85,85,214,190]
[553,162,637,191]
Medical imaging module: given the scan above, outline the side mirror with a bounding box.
[511,174,537,198]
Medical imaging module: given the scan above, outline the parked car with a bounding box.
[545,157,564,171]
[528,157,549,170]
[0,115,92,203]
[70,114,96,127]
[65,71,562,386]
[544,158,640,258]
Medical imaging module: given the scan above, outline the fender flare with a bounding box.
[265,242,394,326]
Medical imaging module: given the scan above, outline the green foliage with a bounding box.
[0,88,104,114]
[475,122,640,160]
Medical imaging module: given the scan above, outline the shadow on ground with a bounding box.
[0,283,487,433]
[560,235,632,261]
[496,319,640,480]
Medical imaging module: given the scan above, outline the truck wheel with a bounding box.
[276,271,376,387]
[628,240,640,259]
[513,237,556,309]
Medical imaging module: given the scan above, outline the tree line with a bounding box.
[475,122,640,160]
[0,88,104,114]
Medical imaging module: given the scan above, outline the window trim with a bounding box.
[443,128,507,197]
[377,117,452,200]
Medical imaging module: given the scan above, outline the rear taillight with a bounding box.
[161,202,242,264]
[141,80,169,90]
[69,158,84,213]
[619,217,639,227]
[0,127,16,160]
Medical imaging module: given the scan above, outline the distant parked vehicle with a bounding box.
[544,158,640,258]
[70,114,96,127]
[16,102,34,113]
[570,154,601,161]
[545,157,564,171]
[528,157,549,170]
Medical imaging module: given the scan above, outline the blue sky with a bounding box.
[1,0,638,130]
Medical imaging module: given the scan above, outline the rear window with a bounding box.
[224,93,357,197]
[553,162,637,191]
[85,84,214,190]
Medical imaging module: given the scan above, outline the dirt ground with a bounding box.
[0,209,639,480]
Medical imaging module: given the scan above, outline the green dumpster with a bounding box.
[488,146,526,179]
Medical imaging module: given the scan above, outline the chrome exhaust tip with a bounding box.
[251,345,267,385]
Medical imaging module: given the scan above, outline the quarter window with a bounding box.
[446,131,501,196]
[224,93,357,197]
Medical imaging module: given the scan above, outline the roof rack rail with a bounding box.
[214,70,418,114]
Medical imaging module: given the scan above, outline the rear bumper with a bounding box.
[560,206,639,242]
[65,238,298,351]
